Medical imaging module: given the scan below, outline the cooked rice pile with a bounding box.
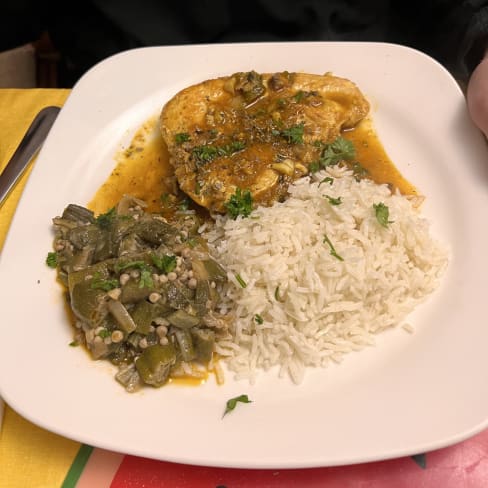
[202,166,449,384]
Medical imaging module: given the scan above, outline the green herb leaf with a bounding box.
[192,145,219,164]
[114,261,153,288]
[373,202,394,228]
[178,197,190,211]
[352,161,369,181]
[316,137,355,170]
[225,188,253,219]
[322,138,355,166]
[46,251,58,268]
[151,254,176,273]
[223,394,252,418]
[160,193,175,207]
[192,141,246,165]
[235,274,247,288]
[97,328,111,339]
[274,285,285,302]
[69,340,79,347]
[319,177,334,186]
[254,314,264,324]
[174,132,190,144]
[276,98,287,108]
[276,122,304,144]
[90,272,119,291]
[95,207,116,229]
[114,260,146,273]
[323,234,344,261]
[324,195,342,206]
[309,161,320,173]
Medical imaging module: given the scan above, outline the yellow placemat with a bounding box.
[0,88,82,488]
[0,89,69,249]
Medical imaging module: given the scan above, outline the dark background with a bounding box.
[1,0,486,87]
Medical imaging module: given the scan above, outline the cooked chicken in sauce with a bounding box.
[160,70,370,213]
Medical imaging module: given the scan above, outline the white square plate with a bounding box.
[1,42,488,468]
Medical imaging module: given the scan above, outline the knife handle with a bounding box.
[0,105,60,207]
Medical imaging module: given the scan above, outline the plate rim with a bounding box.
[1,41,488,469]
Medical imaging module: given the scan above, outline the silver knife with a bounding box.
[0,105,60,207]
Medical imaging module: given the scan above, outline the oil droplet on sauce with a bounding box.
[88,115,417,216]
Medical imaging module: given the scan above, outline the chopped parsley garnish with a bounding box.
[160,193,173,206]
[192,141,246,165]
[319,177,334,186]
[223,394,252,418]
[97,328,111,339]
[308,161,320,173]
[225,188,253,219]
[114,261,154,288]
[292,90,318,103]
[90,272,119,291]
[310,136,355,172]
[352,161,369,181]
[178,197,190,211]
[274,285,284,302]
[254,314,264,324]
[323,234,344,261]
[191,145,219,164]
[69,340,79,347]
[373,202,394,228]
[114,260,146,273]
[174,132,190,144]
[95,207,116,229]
[235,274,247,288]
[276,98,287,108]
[325,195,342,206]
[151,254,177,273]
[273,122,304,144]
[46,251,58,268]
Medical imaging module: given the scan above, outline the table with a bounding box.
[1,89,488,488]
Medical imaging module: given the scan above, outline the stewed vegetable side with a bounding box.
[48,195,230,392]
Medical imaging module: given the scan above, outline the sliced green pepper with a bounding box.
[173,328,196,362]
[166,309,200,329]
[130,300,172,334]
[191,328,215,363]
[135,343,176,387]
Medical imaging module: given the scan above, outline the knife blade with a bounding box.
[0,105,60,207]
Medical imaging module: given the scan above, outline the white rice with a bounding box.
[203,166,449,384]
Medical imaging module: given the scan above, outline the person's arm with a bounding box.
[467,49,488,138]
[440,1,488,138]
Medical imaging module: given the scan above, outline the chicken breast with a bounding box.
[160,71,369,213]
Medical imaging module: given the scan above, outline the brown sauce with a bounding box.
[88,114,417,217]
[88,115,174,214]
[343,118,417,196]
